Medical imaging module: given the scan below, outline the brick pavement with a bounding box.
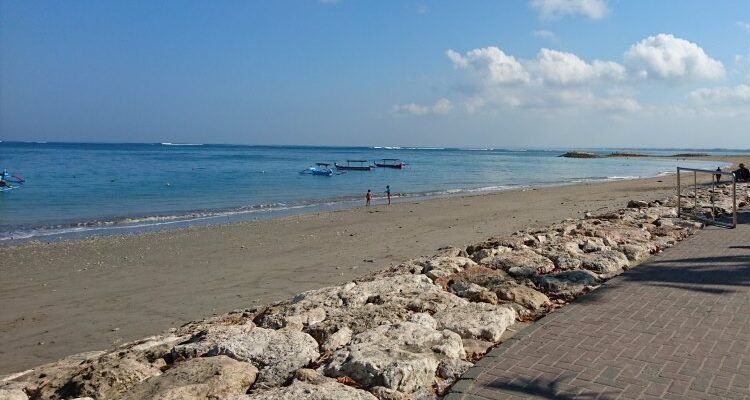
[447,211,750,400]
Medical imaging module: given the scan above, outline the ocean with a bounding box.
[0,142,742,243]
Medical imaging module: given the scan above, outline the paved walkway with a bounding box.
[448,212,750,400]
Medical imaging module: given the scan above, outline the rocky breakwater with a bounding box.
[1,184,744,400]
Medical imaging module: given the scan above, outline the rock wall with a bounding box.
[2,184,747,400]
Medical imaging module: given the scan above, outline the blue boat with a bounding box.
[300,163,334,176]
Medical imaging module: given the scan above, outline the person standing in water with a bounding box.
[366,189,372,207]
[385,185,391,205]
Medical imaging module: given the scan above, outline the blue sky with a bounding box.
[1,0,750,148]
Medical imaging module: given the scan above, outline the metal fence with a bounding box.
[676,167,737,228]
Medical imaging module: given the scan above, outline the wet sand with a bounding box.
[0,155,745,374]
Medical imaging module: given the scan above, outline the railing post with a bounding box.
[677,168,681,217]
[694,170,698,212]
[733,174,737,228]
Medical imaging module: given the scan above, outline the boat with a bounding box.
[374,158,405,169]
[300,163,333,176]
[0,169,24,192]
[335,160,374,171]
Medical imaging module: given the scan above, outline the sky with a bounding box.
[1,0,750,148]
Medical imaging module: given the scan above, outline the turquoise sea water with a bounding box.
[0,142,742,242]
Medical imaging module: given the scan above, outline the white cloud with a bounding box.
[690,85,750,105]
[624,34,725,81]
[417,4,429,14]
[532,30,557,41]
[393,98,453,116]
[534,48,626,85]
[444,45,638,115]
[738,21,750,33]
[529,0,609,20]
[446,47,530,85]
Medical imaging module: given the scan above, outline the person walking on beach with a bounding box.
[385,185,391,205]
[716,167,722,183]
[366,189,372,207]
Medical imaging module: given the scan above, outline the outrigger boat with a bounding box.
[374,158,405,169]
[300,163,334,176]
[0,169,24,192]
[335,160,374,171]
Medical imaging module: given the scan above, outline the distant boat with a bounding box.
[300,163,334,176]
[374,158,405,169]
[335,160,374,171]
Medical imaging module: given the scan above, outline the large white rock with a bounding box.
[482,250,555,275]
[324,322,464,393]
[241,379,378,400]
[536,270,601,299]
[171,322,257,361]
[494,284,550,311]
[67,356,163,400]
[434,303,517,342]
[207,327,319,387]
[580,249,630,278]
[422,256,477,280]
[123,356,257,400]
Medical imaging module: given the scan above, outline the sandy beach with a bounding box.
[0,155,745,374]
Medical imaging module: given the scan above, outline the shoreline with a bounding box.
[0,156,732,245]
[0,155,745,374]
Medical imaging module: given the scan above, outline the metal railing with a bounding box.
[677,167,737,228]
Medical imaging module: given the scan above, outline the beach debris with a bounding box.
[5,184,745,400]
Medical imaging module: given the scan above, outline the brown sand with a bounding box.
[0,156,745,374]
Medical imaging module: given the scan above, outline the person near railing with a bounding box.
[733,163,750,182]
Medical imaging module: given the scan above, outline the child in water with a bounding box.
[366,189,372,206]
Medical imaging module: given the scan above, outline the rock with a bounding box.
[539,249,582,271]
[16,351,105,400]
[206,327,319,387]
[462,339,494,356]
[580,250,629,278]
[423,256,477,280]
[581,238,607,253]
[627,200,649,208]
[66,356,163,400]
[408,312,437,330]
[324,322,464,393]
[172,323,257,362]
[448,281,498,304]
[536,270,601,299]
[123,356,257,400]
[433,265,512,291]
[437,359,474,380]
[434,303,517,342]
[482,250,555,275]
[494,284,550,311]
[294,368,329,385]
[244,379,378,399]
[369,386,409,400]
[322,327,353,352]
[0,387,28,400]
[434,246,468,258]
[618,243,654,262]
[507,266,537,279]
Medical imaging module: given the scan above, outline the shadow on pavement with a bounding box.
[486,377,618,399]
